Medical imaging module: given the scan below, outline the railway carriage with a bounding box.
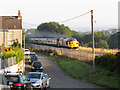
[30,37,79,49]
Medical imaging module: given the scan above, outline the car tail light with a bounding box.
[14,83,23,86]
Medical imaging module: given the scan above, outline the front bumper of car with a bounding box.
[31,81,41,88]
[31,67,43,72]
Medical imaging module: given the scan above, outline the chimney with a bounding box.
[18,10,21,19]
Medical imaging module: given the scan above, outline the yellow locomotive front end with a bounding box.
[68,40,79,49]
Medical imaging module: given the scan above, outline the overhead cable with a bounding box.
[60,11,91,23]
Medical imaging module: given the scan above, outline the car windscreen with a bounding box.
[5,76,19,82]
[33,62,42,68]
[30,55,38,60]
[27,73,41,79]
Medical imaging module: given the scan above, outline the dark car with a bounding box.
[0,74,10,90]
[5,72,33,89]
[29,52,38,64]
[31,61,43,72]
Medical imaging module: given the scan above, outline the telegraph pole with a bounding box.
[91,10,95,73]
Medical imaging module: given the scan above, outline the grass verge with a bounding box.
[51,55,119,89]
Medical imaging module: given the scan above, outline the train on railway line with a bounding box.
[30,37,80,49]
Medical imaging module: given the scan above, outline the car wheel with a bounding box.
[40,83,44,90]
[25,84,33,90]
[44,84,47,90]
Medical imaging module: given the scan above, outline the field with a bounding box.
[78,46,118,54]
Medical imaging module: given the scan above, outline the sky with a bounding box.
[0,0,120,32]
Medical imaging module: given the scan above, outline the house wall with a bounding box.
[0,29,22,47]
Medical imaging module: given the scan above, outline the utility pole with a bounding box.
[91,10,95,73]
[24,29,25,49]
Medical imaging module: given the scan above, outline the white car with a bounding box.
[22,48,30,54]
[27,72,47,89]
[23,49,30,60]
[0,74,10,90]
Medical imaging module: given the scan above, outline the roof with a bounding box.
[0,16,22,29]
[30,52,36,54]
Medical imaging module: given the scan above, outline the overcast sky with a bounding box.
[0,0,119,32]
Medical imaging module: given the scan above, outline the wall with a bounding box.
[0,60,25,74]
[0,29,22,47]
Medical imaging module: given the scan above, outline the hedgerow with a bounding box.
[95,53,120,72]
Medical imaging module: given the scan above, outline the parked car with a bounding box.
[27,72,47,89]
[4,72,33,89]
[45,73,51,88]
[31,61,43,72]
[0,74,10,90]
[22,48,30,55]
[29,52,38,64]
[22,48,30,60]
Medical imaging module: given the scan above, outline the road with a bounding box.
[25,53,107,89]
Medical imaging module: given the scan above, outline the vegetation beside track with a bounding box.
[33,49,120,89]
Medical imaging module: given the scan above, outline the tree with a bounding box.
[97,40,109,49]
[37,22,72,37]
[108,33,118,49]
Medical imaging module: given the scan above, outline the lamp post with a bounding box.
[3,16,15,71]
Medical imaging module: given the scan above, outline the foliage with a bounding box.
[32,48,57,56]
[108,32,118,49]
[96,40,109,49]
[94,53,120,72]
[71,31,110,49]
[1,41,24,64]
[37,22,72,37]
[11,41,24,63]
[11,40,21,48]
[15,48,24,64]
[37,21,118,49]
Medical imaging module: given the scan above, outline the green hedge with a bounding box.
[15,48,24,64]
[95,53,120,72]
[1,48,24,64]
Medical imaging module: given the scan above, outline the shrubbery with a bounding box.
[1,41,24,64]
[95,53,120,72]
[32,48,57,56]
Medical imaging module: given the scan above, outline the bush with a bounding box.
[95,53,120,72]
[1,41,24,64]
[15,48,24,64]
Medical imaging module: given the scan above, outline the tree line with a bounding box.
[37,22,119,49]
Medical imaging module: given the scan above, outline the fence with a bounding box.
[30,44,106,61]
[0,57,16,69]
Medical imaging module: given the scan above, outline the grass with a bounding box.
[78,46,118,54]
[51,55,119,89]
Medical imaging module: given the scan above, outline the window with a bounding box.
[8,31,13,40]
[5,76,19,82]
